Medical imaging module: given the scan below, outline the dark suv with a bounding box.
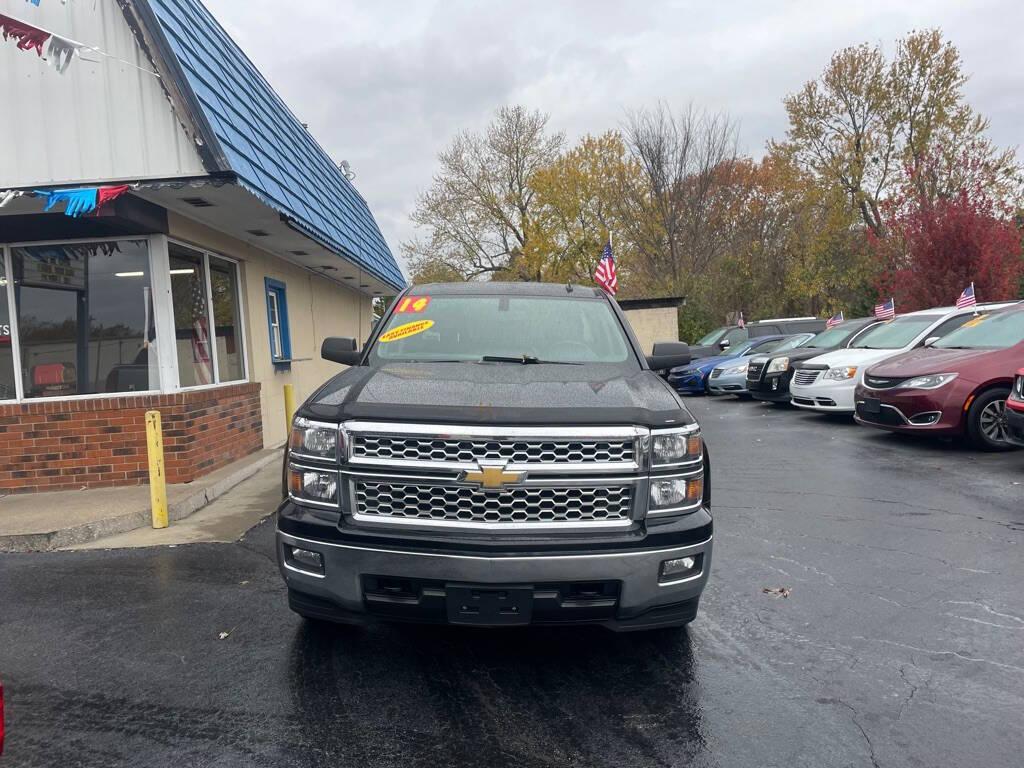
[747,317,881,402]
[689,316,825,358]
[278,282,713,631]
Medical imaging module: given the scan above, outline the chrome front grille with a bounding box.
[793,369,822,386]
[746,362,764,381]
[353,481,633,527]
[353,434,634,465]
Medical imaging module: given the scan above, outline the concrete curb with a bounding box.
[0,450,282,554]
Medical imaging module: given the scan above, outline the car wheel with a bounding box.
[966,388,1014,451]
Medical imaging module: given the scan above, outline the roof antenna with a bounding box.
[566,279,573,294]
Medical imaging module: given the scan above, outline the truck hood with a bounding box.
[301,362,694,427]
[864,347,998,378]
[795,347,904,369]
[767,345,838,365]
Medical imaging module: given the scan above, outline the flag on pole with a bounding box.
[956,282,977,308]
[826,311,844,329]
[737,311,745,329]
[874,298,895,320]
[593,240,617,295]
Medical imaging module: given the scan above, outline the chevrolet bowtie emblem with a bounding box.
[460,463,525,489]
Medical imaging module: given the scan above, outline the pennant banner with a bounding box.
[29,185,130,217]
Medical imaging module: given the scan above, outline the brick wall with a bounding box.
[0,383,263,493]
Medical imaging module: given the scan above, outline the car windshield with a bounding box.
[934,310,1024,350]
[696,327,727,346]
[850,314,943,349]
[772,333,813,352]
[370,294,635,365]
[804,324,859,348]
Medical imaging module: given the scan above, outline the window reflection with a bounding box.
[0,258,16,400]
[210,256,244,381]
[169,243,211,387]
[12,240,156,398]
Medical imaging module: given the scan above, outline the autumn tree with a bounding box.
[617,104,742,296]
[775,29,1017,237]
[870,148,1024,311]
[523,131,643,284]
[403,106,564,280]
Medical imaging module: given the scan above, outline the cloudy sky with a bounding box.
[204,0,1022,275]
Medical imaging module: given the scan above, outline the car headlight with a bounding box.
[823,366,858,381]
[288,467,339,505]
[766,357,789,374]
[649,475,703,511]
[651,429,702,466]
[723,363,748,375]
[289,417,341,460]
[902,372,958,390]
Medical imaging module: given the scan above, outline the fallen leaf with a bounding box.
[239,580,249,585]
[218,631,229,640]
[762,586,791,598]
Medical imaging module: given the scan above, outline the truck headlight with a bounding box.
[289,417,341,460]
[288,467,339,505]
[766,357,789,374]
[902,373,957,389]
[823,366,858,381]
[651,429,702,466]
[649,475,703,511]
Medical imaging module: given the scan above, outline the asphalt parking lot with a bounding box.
[1,397,1022,768]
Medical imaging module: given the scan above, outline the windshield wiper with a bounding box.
[479,355,582,365]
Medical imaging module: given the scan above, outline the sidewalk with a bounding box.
[0,448,283,553]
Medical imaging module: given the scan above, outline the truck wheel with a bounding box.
[966,388,1014,451]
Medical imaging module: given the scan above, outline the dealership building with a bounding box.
[0,0,405,493]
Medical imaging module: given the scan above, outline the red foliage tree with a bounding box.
[869,150,1023,311]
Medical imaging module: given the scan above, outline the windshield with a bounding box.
[804,324,859,349]
[773,333,813,352]
[934,310,1024,350]
[695,327,727,346]
[850,314,943,350]
[370,294,634,365]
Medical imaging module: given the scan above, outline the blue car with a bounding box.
[667,335,788,395]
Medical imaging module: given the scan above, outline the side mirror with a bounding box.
[923,336,940,347]
[647,341,691,371]
[321,336,362,366]
[718,339,731,351]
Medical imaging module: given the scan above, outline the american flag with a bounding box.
[191,273,213,384]
[874,298,895,320]
[593,241,617,295]
[826,311,844,329]
[737,311,745,329]
[956,282,977,308]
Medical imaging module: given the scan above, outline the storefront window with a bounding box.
[170,242,245,387]
[1,255,17,399]
[11,240,156,398]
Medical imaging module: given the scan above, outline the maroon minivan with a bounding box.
[853,304,1024,450]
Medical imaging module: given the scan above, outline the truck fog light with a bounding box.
[660,554,702,583]
[286,546,324,575]
[288,467,338,504]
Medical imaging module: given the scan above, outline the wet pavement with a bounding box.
[1,397,1022,767]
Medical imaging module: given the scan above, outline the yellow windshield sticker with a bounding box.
[379,319,434,342]
[961,314,987,328]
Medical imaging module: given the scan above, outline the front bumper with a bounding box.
[748,370,793,402]
[277,525,713,631]
[852,381,967,435]
[790,376,857,412]
[707,370,749,395]
[667,370,708,394]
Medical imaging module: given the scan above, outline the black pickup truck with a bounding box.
[277,282,712,631]
[746,316,880,402]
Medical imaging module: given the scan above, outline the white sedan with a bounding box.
[789,303,1015,413]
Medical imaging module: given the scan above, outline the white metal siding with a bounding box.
[0,0,205,187]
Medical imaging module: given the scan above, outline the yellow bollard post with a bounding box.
[284,384,296,435]
[145,410,168,529]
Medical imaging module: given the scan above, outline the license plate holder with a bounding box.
[861,397,881,414]
[445,584,533,625]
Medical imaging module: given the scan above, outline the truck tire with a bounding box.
[965,388,1014,451]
